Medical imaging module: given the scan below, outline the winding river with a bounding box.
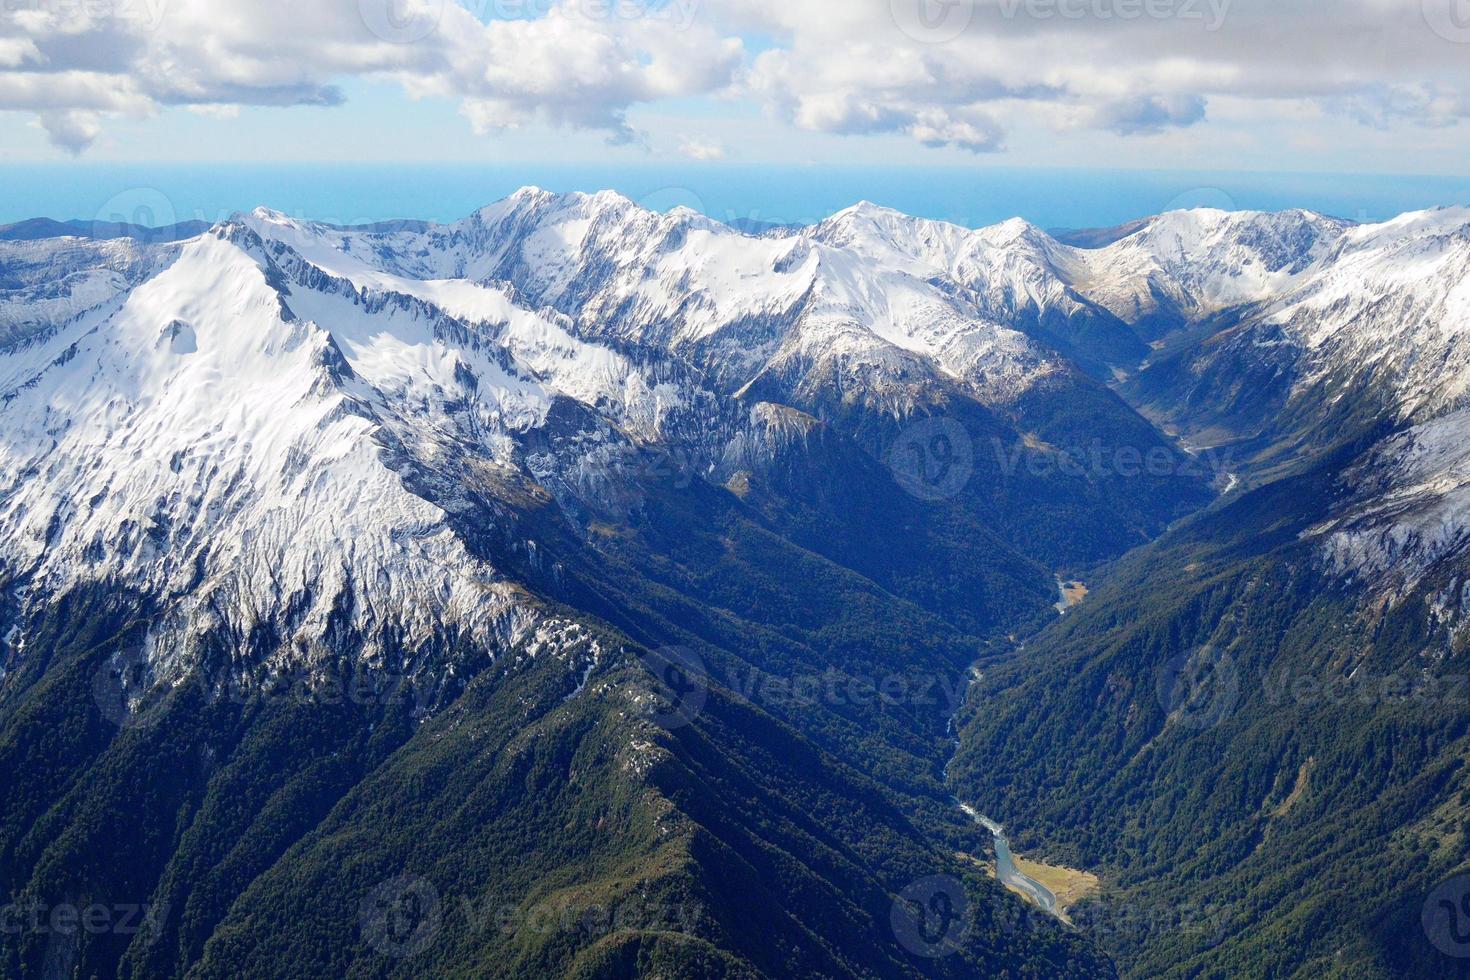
[945,666,1062,919]
[957,802,1059,916]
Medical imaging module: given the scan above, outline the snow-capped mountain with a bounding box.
[8,189,1470,980]
[1259,207,1470,422]
[0,225,547,689]
[1085,205,1470,595]
[808,203,1148,378]
[1062,207,1353,334]
[8,188,1470,696]
[1089,206,1470,443]
[0,190,1191,699]
[242,189,1070,414]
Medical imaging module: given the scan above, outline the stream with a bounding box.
[944,665,1063,919]
[957,803,1059,915]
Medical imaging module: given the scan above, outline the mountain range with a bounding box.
[3,189,1470,978]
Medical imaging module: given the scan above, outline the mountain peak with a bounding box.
[977,216,1049,247]
[246,205,298,225]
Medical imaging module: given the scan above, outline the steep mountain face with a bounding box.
[1,226,539,677]
[0,192,1178,979]
[6,190,1468,979]
[1117,207,1470,466]
[1063,208,1353,340]
[1318,407,1470,593]
[950,207,1470,978]
[0,236,166,351]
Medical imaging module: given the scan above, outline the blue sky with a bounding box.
[3,1,1470,178]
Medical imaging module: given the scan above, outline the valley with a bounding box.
[3,192,1470,977]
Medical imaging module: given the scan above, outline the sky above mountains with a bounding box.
[2,0,1470,174]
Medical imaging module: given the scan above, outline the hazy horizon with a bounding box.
[6,162,1470,233]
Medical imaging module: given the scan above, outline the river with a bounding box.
[957,802,1059,916]
[945,667,1062,919]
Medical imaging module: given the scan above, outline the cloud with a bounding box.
[711,0,1470,151]
[679,137,728,160]
[35,109,101,154]
[438,10,741,143]
[2,0,1469,155]
[1088,94,1208,136]
[0,0,742,151]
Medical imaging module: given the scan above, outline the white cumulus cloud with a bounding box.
[2,0,1469,155]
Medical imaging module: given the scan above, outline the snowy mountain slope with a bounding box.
[1314,407,1470,590]
[0,189,1231,700]
[243,190,1068,415]
[1093,205,1470,594]
[1063,208,1353,333]
[1126,207,1470,438]
[1261,207,1470,421]
[0,235,169,353]
[808,203,1149,378]
[0,225,550,688]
